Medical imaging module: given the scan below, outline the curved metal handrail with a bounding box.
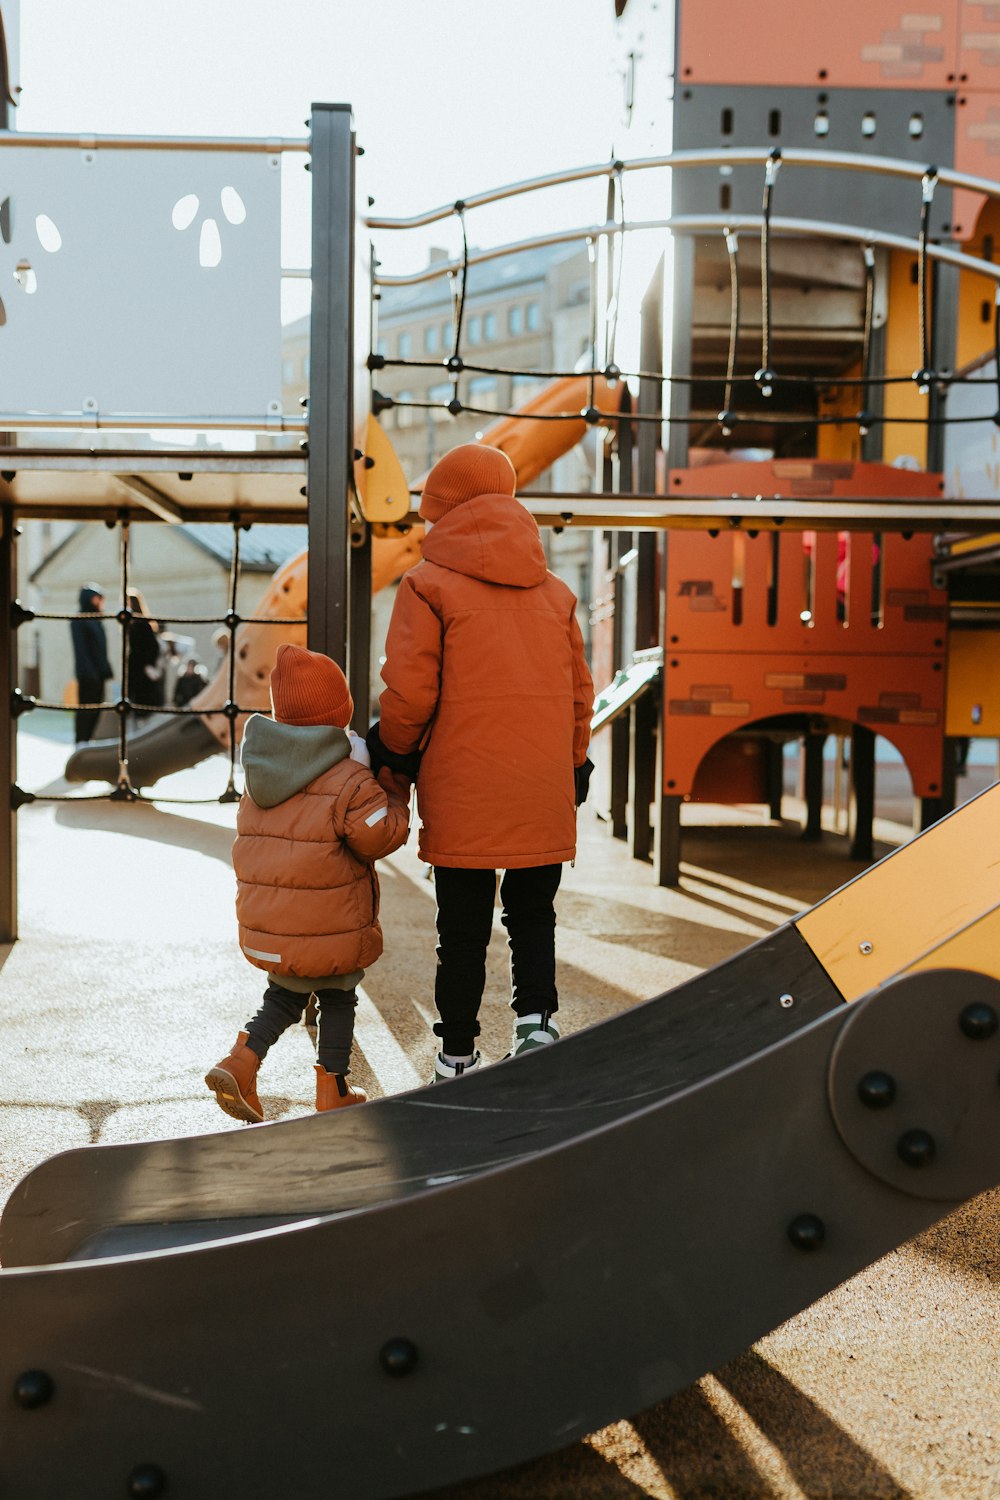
[366,145,1000,232]
[375,212,1000,289]
[0,131,309,153]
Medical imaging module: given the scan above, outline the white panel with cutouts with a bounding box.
[0,145,283,421]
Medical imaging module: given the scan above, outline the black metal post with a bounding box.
[802,730,827,842]
[307,103,356,671]
[657,243,688,887]
[0,506,17,941]
[610,564,629,840]
[849,724,876,862]
[660,792,683,886]
[765,739,784,820]
[631,690,656,863]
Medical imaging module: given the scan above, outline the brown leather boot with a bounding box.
[205,1031,264,1123]
[315,1065,367,1111]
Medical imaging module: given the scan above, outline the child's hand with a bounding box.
[377,767,412,800]
[347,729,372,768]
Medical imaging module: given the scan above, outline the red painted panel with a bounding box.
[957,0,1000,84]
[662,650,945,798]
[678,1,958,90]
[662,492,947,800]
[667,459,944,502]
[953,89,1000,239]
[690,737,769,805]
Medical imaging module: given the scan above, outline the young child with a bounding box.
[370,442,594,1082]
[206,643,410,1122]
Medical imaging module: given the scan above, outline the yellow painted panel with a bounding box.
[956,198,1000,371]
[353,415,411,523]
[882,249,928,470]
[946,629,1000,737]
[904,904,1000,982]
[795,781,1000,1000]
[816,363,861,464]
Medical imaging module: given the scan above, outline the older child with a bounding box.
[371,442,594,1082]
[206,644,410,1121]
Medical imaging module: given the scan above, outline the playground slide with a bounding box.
[63,374,626,788]
[2,783,999,1497]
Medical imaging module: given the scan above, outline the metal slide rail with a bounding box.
[366,144,1000,230]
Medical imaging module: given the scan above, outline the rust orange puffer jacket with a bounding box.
[234,715,410,982]
[379,492,594,869]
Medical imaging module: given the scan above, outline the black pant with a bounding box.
[75,674,107,743]
[433,864,562,1056]
[244,980,358,1075]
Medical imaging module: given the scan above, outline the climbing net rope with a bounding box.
[371,149,1000,439]
[13,516,302,807]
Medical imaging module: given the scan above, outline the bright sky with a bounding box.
[15,0,628,277]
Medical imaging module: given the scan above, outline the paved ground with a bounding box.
[1,716,998,1499]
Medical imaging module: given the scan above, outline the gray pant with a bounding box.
[245,980,358,1075]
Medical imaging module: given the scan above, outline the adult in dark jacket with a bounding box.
[69,584,112,744]
[125,591,164,711]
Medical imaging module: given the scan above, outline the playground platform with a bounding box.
[1,717,998,1499]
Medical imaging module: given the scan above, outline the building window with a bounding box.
[428,381,453,421]
[398,331,412,358]
[483,311,497,341]
[376,338,388,357]
[526,301,540,331]
[424,323,439,353]
[468,376,499,411]
[467,315,481,345]
[508,305,523,336]
[303,355,310,379]
[282,358,296,384]
[396,390,415,428]
[442,320,453,348]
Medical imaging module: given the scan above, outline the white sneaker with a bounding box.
[432,1051,481,1084]
[511,1012,560,1057]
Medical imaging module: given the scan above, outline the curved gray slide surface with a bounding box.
[1,933,998,1497]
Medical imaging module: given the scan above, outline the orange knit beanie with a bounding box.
[270,643,353,727]
[419,442,517,522]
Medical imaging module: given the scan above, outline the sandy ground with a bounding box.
[1,717,998,1499]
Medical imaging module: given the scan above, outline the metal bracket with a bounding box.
[828,967,1000,1202]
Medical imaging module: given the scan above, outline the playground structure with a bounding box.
[2,1,1000,1494]
[19,2,1000,887]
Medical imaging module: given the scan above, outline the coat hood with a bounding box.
[420,492,547,588]
[240,713,351,808]
[78,585,103,611]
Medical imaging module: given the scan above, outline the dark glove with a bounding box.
[574,757,594,807]
[366,720,423,780]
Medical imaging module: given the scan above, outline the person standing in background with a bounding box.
[125,590,165,714]
[69,584,112,745]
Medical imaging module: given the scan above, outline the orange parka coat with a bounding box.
[378,492,594,869]
[234,715,410,983]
